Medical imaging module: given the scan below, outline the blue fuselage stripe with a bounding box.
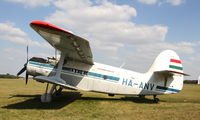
[29,61,54,68]
[156,86,180,92]
[28,61,119,82]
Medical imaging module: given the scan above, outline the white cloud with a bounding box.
[43,0,199,79]
[137,0,158,5]
[46,0,167,52]
[166,0,184,6]
[0,22,26,36]
[114,41,198,76]
[2,0,198,79]
[0,22,28,44]
[5,0,52,7]
[54,0,92,10]
[137,0,184,6]
[0,22,54,75]
[0,22,51,49]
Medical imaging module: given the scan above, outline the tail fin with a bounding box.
[148,50,189,93]
[148,50,188,75]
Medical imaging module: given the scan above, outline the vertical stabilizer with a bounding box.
[148,50,185,74]
[148,50,187,93]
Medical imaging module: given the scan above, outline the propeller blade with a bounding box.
[17,66,26,76]
[26,45,29,63]
[25,73,29,84]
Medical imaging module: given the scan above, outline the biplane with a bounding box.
[17,21,188,103]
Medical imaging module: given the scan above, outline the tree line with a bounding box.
[184,80,198,84]
[0,73,18,79]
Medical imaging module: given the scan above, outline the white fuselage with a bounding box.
[28,21,184,99]
[27,59,182,96]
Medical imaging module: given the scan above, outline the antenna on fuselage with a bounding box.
[120,62,126,68]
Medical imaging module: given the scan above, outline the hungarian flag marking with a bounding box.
[169,59,183,71]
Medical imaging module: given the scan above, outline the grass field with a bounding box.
[0,78,200,120]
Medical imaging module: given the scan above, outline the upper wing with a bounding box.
[30,21,93,65]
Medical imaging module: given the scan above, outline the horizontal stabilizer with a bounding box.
[154,70,190,76]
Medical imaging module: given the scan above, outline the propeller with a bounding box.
[17,45,29,84]
[17,63,27,76]
[25,73,29,84]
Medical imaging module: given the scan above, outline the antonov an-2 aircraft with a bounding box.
[17,21,189,103]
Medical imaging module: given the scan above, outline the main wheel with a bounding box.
[139,95,145,98]
[153,98,159,103]
[41,93,52,103]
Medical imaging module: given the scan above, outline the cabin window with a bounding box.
[103,75,108,80]
[83,71,88,75]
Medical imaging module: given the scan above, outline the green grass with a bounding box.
[0,78,200,120]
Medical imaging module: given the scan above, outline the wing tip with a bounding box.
[30,20,73,34]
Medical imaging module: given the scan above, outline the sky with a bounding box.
[0,0,199,80]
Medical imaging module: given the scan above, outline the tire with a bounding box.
[41,93,52,103]
[153,98,159,103]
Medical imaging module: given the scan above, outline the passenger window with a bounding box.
[103,75,108,80]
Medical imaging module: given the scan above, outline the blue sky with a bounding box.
[0,0,199,79]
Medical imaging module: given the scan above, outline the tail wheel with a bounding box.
[153,95,160,103]
[153,98,159,103]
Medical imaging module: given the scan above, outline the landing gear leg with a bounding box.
[41,84,56,102]
[153,95,159,103]
[139,95,145,98]
[53,87,63,97]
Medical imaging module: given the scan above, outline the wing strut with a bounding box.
[35,52,69,85]
[34,51,79,90]
[54,52,66,84]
